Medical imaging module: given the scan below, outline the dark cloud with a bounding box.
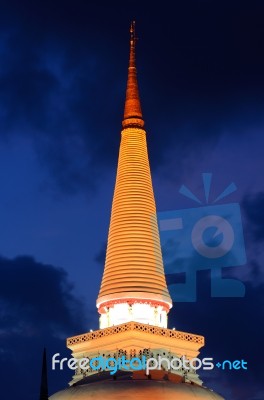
[94,241,106,269]
[0,2,263,399]
[1,1,264,194]
[242,192,264,242]
[0,255,85,334]
[168,270,264,399]
[0,254,88,400]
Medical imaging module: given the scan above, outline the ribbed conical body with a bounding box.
[96,22,171,324]
[97,125,171,307]
[97,23,172,328]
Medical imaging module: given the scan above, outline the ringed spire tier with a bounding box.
[122,21,144,129]
[96,21,172,329]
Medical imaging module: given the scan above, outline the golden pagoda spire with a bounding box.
[122,21,144,128]
[96,22,172,329]
[63,24,208,392]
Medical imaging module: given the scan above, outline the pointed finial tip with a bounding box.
[123,20,144,127]
[130,21,136,45]
[130,20,136,30]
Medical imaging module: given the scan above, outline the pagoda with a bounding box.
[50,22,224,400]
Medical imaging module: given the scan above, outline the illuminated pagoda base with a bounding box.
[51,370,222,400]
[66,321,204,386]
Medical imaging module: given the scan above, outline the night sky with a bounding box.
[0,1,264,399]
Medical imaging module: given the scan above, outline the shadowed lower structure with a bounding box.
[39,348,49,400]
[51,371,223,399]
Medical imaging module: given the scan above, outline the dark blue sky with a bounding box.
[0,1,263,399]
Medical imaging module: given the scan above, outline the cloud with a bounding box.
[168,270,264,399]
[0,254,88,400]
[94,241,107,270]
[0,9,122,194]
[242,192,264,242]
[0,255,86,335]
[1,1,264,195]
